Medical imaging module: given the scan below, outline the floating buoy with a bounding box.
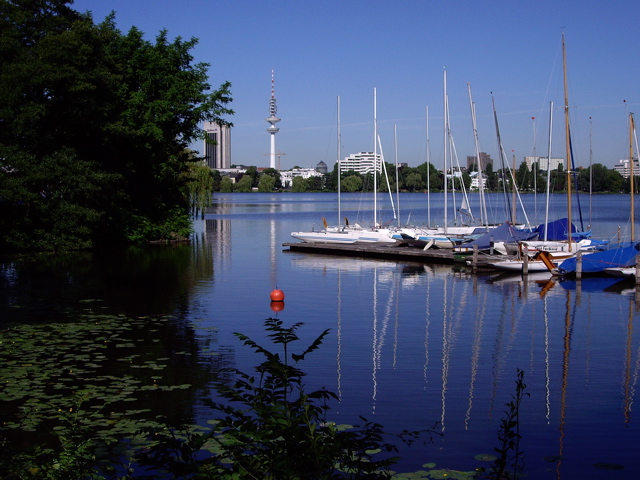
[270,301,285,313]
[270,288,285,302]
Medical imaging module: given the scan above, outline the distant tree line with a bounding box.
[215,160,630,194]
[0,0,233,252]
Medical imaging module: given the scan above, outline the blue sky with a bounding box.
[72,0,640,170]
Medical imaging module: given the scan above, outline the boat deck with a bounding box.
[283,242,456,264]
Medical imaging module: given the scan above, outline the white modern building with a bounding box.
[339,152,382,175]
[613,157,640,178]
[203,121,231,170]
[524,156,565,172]
[280,168,324,189]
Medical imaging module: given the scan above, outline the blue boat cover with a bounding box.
[558,242,640,274]
[536,218,568,240]
[458,222,538,250]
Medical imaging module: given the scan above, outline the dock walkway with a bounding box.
[282,242,456,264]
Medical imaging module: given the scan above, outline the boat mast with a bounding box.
[630,112,635,242]
[394,124,400,227]
[374,87,378,228]
[468,82,488,229]
[443,69,448,234]
[337,95,341,227]
[544,101,554,242]
[532,116,537,225]
[512,153,517,225]
[589,117,593,230]
[562,33,572,249]
[426,106,431,227]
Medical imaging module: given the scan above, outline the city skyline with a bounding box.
[73,0,640,170]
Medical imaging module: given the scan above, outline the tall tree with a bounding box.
[0,0,233,251]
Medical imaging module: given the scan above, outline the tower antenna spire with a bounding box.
[266,69,281,169]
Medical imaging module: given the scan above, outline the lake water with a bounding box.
[2,192,640,478]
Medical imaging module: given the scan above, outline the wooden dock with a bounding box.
[282,241,457,264]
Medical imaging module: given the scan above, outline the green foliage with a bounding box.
[1,395,106,480]
[404,172,424,192]
[235,175,253,192]
[0,1,233,252]
[219,176,234,192]
[306,175,324,191]
[137,318,424,479]
[342,175,363,192]
[184,160,214,218]
[0,310,532,479]
[244,166,259,188]
[291,176,308,192]
[261,167,282,189]
[0,147,111,252]
[258,174,276,192]
[125,207,192,244]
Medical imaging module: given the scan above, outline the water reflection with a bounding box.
[0,239,232,455]
[3,192,639,479]
[288,251,640,478]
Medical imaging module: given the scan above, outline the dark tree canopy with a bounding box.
[0,0,233,252]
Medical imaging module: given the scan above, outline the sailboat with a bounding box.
[489,99,564,274]
[561,112,640,276]
[291,90,398,244]
[398,72,488,249]
[498,35,606,273]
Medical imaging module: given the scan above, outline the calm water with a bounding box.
[2,192,640,478]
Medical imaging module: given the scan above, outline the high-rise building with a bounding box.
[524,156,565,172]
[466,152,493,171]
[203,122,231,170]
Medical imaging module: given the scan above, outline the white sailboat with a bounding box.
[291,90,397,245]
[603,113,639,278]
[490,101,561,273]
[398,71,484,249]
[498,34,602,272]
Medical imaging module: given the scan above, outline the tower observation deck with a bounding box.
[265,69,280,170]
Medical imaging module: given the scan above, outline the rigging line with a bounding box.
[536,41,564,140]
[492,94,514,222]
[568,130,585,232]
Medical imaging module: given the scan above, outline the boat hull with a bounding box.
[491,260,555,272]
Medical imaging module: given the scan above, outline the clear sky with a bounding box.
[72,0,640,170]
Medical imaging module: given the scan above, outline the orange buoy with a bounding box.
[270,289,285,302]
[270,301,285,313]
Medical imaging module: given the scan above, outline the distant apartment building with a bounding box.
[203,121,231,170]
[524,156,565,172]
[466,152,493,171]
[613,157,640,178]
[339,152,382,175]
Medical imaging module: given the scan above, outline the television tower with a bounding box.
[265,69,280,170]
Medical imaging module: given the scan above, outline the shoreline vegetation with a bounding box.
[0,1,233,253]
[217,161,630,196]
